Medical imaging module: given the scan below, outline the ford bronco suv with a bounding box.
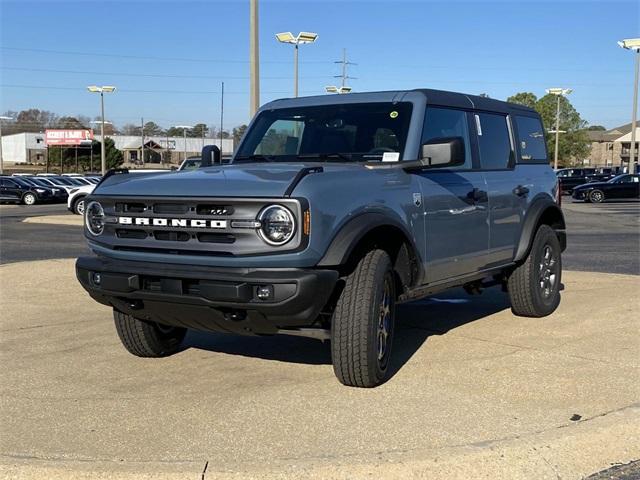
[77,89,565,387]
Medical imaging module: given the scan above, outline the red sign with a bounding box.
[45,129,94,146]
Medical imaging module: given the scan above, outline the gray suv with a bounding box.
[77,89,565,387]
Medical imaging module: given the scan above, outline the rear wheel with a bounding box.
[507,224,562,317]
[113,310,186,357]
[589,189,605,203]
[22,193,37,205]
[331,249,396,388]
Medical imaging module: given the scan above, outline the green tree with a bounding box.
[507,92,538,109]
[587,125,606,131]
[190,123,208,137]
[56,116,88,129]
[142,121,164,136]
[233,124,248,144]
[536,94,589,165]
[166,126,191,137]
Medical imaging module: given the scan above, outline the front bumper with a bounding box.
[76,256,339,335]
[572,189,588,200]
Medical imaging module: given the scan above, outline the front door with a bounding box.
[414,106,489,283]
[0,179,22,202]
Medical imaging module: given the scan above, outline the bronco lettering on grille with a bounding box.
[118,217,227,229]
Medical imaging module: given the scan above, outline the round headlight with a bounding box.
[85,201,105,236]
[258,205,296,246]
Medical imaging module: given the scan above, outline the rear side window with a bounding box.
[515,116,547,163]
[476,113,512,169]
[421,107,472,169]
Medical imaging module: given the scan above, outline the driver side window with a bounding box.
[421,107,472,169]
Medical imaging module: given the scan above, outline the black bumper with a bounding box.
[76,256,339,335]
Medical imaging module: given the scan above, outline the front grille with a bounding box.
[92,196,303,257]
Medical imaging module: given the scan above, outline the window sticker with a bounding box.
[389,111,399,119]
[382,152,400,162]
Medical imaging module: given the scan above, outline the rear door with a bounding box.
[475,112,524,267]
[414,106,489,282]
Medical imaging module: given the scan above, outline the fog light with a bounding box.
[92,272,101,285]
[256,285,272,301]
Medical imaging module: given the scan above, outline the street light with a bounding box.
[545,87,572,170]
[618,38,640,174]
[89,120,112,173]
[174,125,193,163]
[275,31,318,97]
[0,115,14,175]
[87,85,116,175]
[325,86,352,94]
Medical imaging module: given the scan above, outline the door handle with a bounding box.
[513,185,530,197]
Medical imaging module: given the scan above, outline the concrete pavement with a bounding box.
[1,259,638,479]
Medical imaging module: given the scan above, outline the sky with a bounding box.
[0,0,638,132]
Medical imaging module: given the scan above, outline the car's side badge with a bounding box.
[413,193,422,207]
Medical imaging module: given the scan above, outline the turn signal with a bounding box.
[303,209,311,236]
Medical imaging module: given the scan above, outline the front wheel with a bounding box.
[113,310,186,357]
[22,193,37,205]
[507,224,562,317]
[589,189,605,203]
[72,196,86,215]
[331,249,396,388]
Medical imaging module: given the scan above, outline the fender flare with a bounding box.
[513,196,566,263]
[317,212,421,270]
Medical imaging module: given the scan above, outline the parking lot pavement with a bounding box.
[1,259,638,479]
[563,200,640,275]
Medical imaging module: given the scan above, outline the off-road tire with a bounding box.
[22,193,37,205]
[73,196,86,215]
[508,224,562,317]
[331,249,396,388]
[113,310,186,357]
[589,189,605,203]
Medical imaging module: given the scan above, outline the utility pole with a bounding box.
[0,116,13,175]
[249,0,260,118]
[546,88,572,170]
[220,81,225,155]
[334,48,356,88]
[141,117,145,166]
[618,39,640,173]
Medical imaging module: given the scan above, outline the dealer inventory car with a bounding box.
[572,174,640,202]
[0,176,54,204]
[67,184,95,215]
[77,89,566,387]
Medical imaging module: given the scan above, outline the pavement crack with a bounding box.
[201,460,209,479]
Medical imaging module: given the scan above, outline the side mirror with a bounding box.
[200,145,221,168]
[403,137,465,172]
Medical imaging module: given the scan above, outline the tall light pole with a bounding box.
[275,31,318,97]
[175,125,193,162]
[0,115,14,175]
[618,38,640,173]
[87,85,116,175]
[90,120,112,173]
[249,0,260,118]
[546,87,572,170]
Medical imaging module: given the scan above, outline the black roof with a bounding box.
[412,88,536,115]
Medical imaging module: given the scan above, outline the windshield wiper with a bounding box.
[234,154,276,163]
[298,153,352,162]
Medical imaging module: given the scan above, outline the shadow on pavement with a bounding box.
[183,286,512,379]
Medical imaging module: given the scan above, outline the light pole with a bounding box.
[250,0,260,118]
[275,31,318,97]
[325,86,352,94]
[90,120,112,173]
[545,87,572,170]
[87,86,116,175]
[618,38,640,173]
[0,115,14,175]
[175,125,193,162]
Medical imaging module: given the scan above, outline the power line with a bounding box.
[0,46,333,65]
[0,66,332,81]
[0,84,296,95]
[334,49,357,88]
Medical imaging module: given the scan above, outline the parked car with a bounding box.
[18,177,68,203]
[572,174,640,202]
[0,175,54,204]
[77,88,566,388]
[67,184,95,215]
[556,168,596,194]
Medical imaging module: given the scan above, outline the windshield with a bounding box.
[12,177,33,188]
[236,102,413,163]
[608,174,630,183]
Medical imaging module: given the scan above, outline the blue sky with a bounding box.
[0,0,638,131]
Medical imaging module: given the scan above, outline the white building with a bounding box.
[0,133,234,165]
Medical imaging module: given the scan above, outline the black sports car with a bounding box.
[572,174,639,203]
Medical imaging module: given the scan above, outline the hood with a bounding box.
[574,181,608,190]
[94,164,314,198]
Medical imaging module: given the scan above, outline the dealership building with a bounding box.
[0,132,234,165]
